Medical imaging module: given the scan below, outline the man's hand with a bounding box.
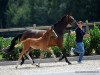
[84,34,90,37]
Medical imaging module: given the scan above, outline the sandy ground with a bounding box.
[0,60,100,75]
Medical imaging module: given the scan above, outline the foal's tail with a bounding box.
[2,34,22,54]
[15,38,31,48]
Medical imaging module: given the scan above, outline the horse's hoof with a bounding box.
[59,56,64,61]
[15,66,18,69]
[68,62,72,65]
[59,58,62,61]
[33,61,35,64]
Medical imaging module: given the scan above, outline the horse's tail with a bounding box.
[2,34,22,54]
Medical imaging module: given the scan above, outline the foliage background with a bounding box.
[0,26,100,60]
[0,0,100,28]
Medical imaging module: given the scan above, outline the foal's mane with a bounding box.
[41,28,52,39]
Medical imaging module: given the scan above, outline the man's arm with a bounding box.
[84,34,90,37]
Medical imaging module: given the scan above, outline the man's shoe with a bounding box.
[71,48,75,56]
[77,61,82,64]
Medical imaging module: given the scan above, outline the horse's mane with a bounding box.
[52,15,68,37]
[53,15,66,27]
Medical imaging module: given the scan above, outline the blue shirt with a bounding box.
[75,27,85,42]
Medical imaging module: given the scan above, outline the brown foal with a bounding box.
[15,27,58,68]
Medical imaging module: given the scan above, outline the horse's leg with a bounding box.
[36,50,44,67]
[59,50,66,61]
[16,45,29,69]
[28,48,35,63]
[20,48,35,65]
[49,48,57,62]
[16,50,26,69]
[58,45,71,64]
[20,55,25,65]
[26,51,37,66]
[18,48,25,65]
[62,48,71,64]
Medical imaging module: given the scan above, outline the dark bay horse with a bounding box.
[15,27,58,68]
[3,15,77,65]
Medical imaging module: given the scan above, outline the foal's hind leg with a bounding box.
[20,48,35,65]
[16,51,25,69]
[16,47,29,69]
[19,48,25,65]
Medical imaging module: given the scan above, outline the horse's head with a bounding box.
[61,15,77,28]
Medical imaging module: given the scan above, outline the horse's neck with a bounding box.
[53,22,68,36]
[55,21,67,30]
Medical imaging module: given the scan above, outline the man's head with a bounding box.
[77,21,84,28]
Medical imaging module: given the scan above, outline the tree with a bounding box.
[0,0,100,28]
[7,0,31,27]
[0,0,9,28]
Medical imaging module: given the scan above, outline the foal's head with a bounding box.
[43,27,58,39]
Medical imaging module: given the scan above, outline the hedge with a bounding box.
[0,26,100,60]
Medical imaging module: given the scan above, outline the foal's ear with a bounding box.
[47,27,51,31]
[48,27,53,32]
[51,25,54,29]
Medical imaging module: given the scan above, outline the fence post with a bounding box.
[33,24,36,29]
[85,20,89,34]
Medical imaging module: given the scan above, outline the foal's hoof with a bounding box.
[36,65,40,67]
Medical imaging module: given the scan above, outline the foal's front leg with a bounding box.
[48,48,58,62]
[36,50,44,67]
